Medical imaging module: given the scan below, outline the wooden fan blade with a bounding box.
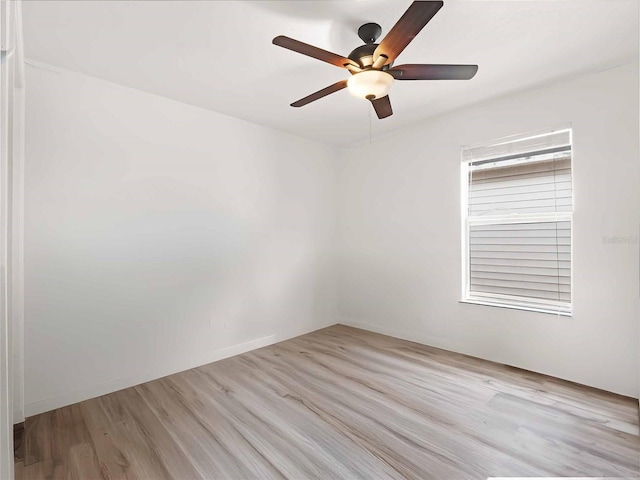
[373,1,443,66]
[273,36,359,69]
[291,80,348,107]
[389,64,478,80]
[370,95,393,119]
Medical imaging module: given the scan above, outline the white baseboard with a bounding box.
[25,320,337,417]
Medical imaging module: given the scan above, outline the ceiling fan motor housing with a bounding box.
[348,43,392,70]
[350,23,392,69]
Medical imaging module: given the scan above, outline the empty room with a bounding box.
[1,0,639,479]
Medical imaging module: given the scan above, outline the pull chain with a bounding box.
[369,105,372,144]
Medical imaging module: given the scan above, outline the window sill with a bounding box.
[459,299,572,317]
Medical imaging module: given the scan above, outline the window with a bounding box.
[461,127,572,315]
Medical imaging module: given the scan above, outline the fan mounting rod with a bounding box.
[357,23,382,44]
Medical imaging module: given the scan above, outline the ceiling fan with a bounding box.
[272,1,478,119]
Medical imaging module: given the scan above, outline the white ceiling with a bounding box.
[22,0,639,146]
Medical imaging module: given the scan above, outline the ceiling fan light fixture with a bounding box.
[347,70,394,100]
[273,1,477,119]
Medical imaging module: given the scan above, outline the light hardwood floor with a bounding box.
[16,325,640,479]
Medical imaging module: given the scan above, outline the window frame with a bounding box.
[460,127,573,316]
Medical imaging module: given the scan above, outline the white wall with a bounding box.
[24,64,338,416]
[23,57,640,417]
[336,62,640,398]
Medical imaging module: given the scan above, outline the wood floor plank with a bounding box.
[322,326,639,434]
[17,325,640,479]
[24,411,51,466]
[163,371,288,480]
[245,342,549,478]
[198,357,404,480]
[80,394,140,479]
[106,387,202,480]
[257,340,538,472]
[24,403,99,479]
[135,377,276,479]
[487,392,639,476]
[189,365,393,480]
[68,443,103,480]
[15,460,47,480]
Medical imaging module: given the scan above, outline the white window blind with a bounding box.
[462,128,572,315]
